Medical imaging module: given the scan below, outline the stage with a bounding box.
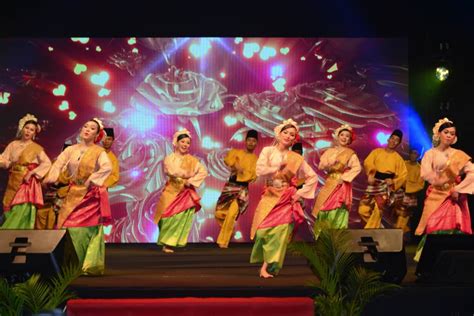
[67,243,474,315]
[70,243,318,299]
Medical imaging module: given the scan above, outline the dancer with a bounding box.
[358,129,407,228]
[153,129,207,253]
[397,149,424,235]
[102,128,120,188]
[291,142,305,190]
[312,124,361,229]
[0,114,51,229]
[414,118,473,261]
[43,118,112,275]
[36,143,72,229]
[250,119,317,278]
[215,130,258,248]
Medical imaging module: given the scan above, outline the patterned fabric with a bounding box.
[215,181,250,219]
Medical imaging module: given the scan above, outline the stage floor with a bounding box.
[69,243,474,315]
[70,243,319,298]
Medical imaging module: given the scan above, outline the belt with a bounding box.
[266,179,289,189]
[12,165,27,172]
[228,175,249,187]
[375,171,394,180]
[433,182,454,191]
[73,178,86,185]
[169,176,185,185]
[328,172,342,180]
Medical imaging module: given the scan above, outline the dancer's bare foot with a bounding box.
[259,262,274,278]
[259,269,274,278]
[162,245,174,253]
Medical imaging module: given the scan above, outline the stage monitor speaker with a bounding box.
[345,229,407,284]
[0,229,78,283]
[416,234,474,284]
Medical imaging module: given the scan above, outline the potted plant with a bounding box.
[0,264,81,316]
[290,222,400,316]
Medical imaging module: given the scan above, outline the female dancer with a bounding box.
[153,129,208,253]
[414,118,473,261]
[250,119,317,278]
[312,124,361,229]
[43,118,112,275]
[0,114,51,229]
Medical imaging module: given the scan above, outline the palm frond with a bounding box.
[44,263,82,310]
[345,267,400,315]
[292,219,402,316]
[0,278,23,316]
[13,274,50,314]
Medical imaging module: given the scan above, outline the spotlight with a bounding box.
[436,66,449,81]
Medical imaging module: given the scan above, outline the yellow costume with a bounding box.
[358,148,407,228]
[104,150,120,188]
[396,160,424,233]
[215,148,257,248]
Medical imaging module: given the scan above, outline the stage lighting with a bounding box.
[436,66,449,81]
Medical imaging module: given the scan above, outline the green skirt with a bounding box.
[250,223,294,275]
[414,229,465,262]
[316,206,349,228]
[67,225,105,275]
[314,206,349,239]
[158,208,195,247]
[0,203,36,229]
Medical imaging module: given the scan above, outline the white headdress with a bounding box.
[332,124,353,142]
[172,128,192,146]
[432,117,456,146]
[91,117,104,130]
[17,113,41,137]
[273,119,299,137]
[89,117,106,143]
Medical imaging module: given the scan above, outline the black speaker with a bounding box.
[0,229,78,283]
[346,229,407,284]
[416,234,474,284]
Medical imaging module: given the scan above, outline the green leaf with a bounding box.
[0,278,23,316]
[290,218,401,316]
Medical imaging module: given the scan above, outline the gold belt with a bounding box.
[74,178,86,185]
[433,182,454,191]
[169,176,184,185]
[12,165,27,172]
[266,179,289,189]
[328,172,342,180]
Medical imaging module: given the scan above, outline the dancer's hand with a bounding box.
[291,193,301,204]
[385,178,393,186]
[234,161,244,173]
[23,171,34,183]
[267,186,279,196]
[451,191,459,201]
[367,174,375,185]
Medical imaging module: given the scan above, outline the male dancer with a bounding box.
[215,130,258,248]
[397,149,424,236]
[358,129,407,228]
[103,128,120,188]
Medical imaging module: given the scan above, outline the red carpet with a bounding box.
[67,297,314,316]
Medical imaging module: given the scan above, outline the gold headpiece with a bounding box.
[172,128,192,146]
[91,117,104,130]
[332,124,353,141]
[273,118,299,137]
[432,117,456,146]
[17,113,41,137]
